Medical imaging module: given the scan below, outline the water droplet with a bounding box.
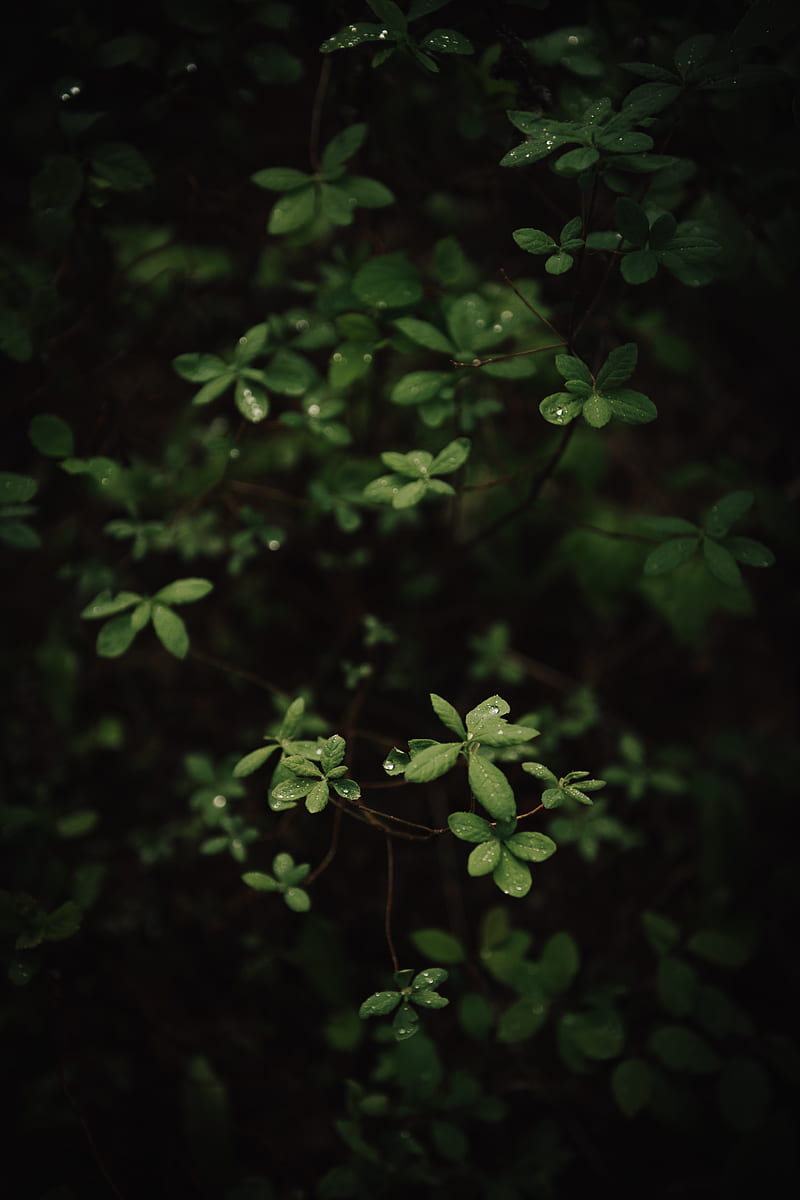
[391,486,399,494]
[229,448,240,459]
[238,335,248,345]
[212,795,227,808]
[295,318,309,332]
[60,92,71,102]
[267,539,281,551]
[487,704,500,714]
[70,84,81,95]
[376,299,387,309]
[475,317,486,328]
[383,760,396,772]
[501,310,513,321]
[332,352,343,363]
[307,403,320,416]
[362,352,372,363]
[378,29,389,40]
[186,62,198,72]
[472,357,481,366]
[492,323,502,333]
[232,838,243,851]
[567,34,580,46]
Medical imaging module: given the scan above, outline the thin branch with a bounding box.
[384,835,399,974]
[59,1057,127,1200]
[500,268,566,341]
[306,804,343,884]
[451,341,565,368]
[189,648,287,697]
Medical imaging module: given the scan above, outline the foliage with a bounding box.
[2,1,797,1197]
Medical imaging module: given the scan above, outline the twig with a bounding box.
[384,835,399,973]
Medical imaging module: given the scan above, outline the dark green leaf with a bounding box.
[353,253,423,309]
[320,23,385,54]
[687,929,752,968]
[643,537,700,574]
[173,353,229,382]
[703,491,753,537]
[321,123,367,173]
[267,185,316,234]
[393,317,454,354]
[421,29,473,55]
[556,354,592,384]
[250,167,311,191]
[497,995,549,1043]
[409,929,465,964]
[448,812,494,843]
[540,393,584,425]
[233,745,279,777]
[622,249,659,284]
[583,391,612,428]
[359,990,401,1018]
[44,901,82,941]
[468,754,516,822]
[522,762,558,784]
[606,388,657,424]
[391,371,450,406]
[611,1058,653,1117]
[539,931,580,993]
[91,142,153,192]
[642,910,680,956]
[492,847,531,897]
[649,1025,720,1074]
[429,437,470,475]
[305,780,330,812]
[596,343,638,390]
[553,146,599,176]
[545,252,574,275]
[723,536,774,567]
[153,578,213,605]
[341,175,394,207]
[513,228,558,254]
[657,956,698,1016]
[703,538,744,588]
[29,414,74,458]
[614,197,650,246]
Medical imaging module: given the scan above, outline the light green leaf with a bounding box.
[263,349,316,395]
[405,741,462,783]
[468,839,502,876]
[393,480,427,508]
[153,578,213,605]
[643,537,700,574]
[173,352,229,382]
[29,414,74,458]
[81,590,141,619]
[430,693,467,739]
[448,811,494,843]
[130,600,152,632]
[250,167,311,191]
[492,847,531,897]
[236,380,270,422]
[545,252,574,275]
[429,437,471,476]
[242,871,281,892]
[522,762,558,784]
[468,754,516,822]
[583,392,612,428]
[505,831,557,863]
[540,393,584,425]
[319,184,355,227]
[305,781,330,813]
[192,374,236,406]
[331,778,361,801]
[703,538,744,588]
[285,888,311,912]
[233,745,279,777]
[272,777,314,802]
[152,604,189,658]
[96,614,138,658]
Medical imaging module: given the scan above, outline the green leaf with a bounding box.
[341,175,394,207]
[320,23,385,54]
[130,600,152,632]
[242,871,281,892]
[192,374,237,406]
[29,414,74,458]
[0,473,37,507]
[492,847,531,898]
[614,197,650,246]
[267,185,316,234]
[44,901,82,941]
[639,516,700,536]
[422,29,473,55]
[405,741,462,783]
[173,353,229,383]
[621,82,681,120]
[466,695,510,728]
[233,744,278,777]
[359,990,401,1018]
[642,910,680,956]
[657,956,698,1016]
[513,228,558,255]
[554,146,600,176]
[152,604,190,658]
[556,355,592,384]
[703,538,744,588]
[539,931,579,993]
[649,1025,721,1074]
[611,1058,653,1117]
[353,253,423,309]
[644,537,700,574]
[703,491,753,537]
[606,389,657,424]
[564,1008,625,1059]
[331,778,361,801]
[545,252,574,275]
[596,343,637,390]
[541,787,564,808]
[319,184,355,227]
[429,437,470,476]
[468,840,502,876]
[394,316,455,354]
[391,371,450,406]
[409,928,465,964]
[153,578,213,605]
[430,693,467,739]
[686,929,752,968]
[91,141,153,192]
[723,537,774,567]
[393,479,427,508]
[305,780,330,813]
[272,777,314,802]
[96,614,138,658]
[504,831,557,863]
[321,124,367,173]
[81,591,141,619]
[583,391,612,428]
[285,888,311,912]
[497,995,549,1043]
[622,249,659,284]
[522,762,558,784]
[540,393,584,425]
[448,812,494,843]
[263,349,316,395]
[236,380,270,422]
[468,754,516,822]
[250,167,311,191]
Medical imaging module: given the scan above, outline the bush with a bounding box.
[3,2,799,1197]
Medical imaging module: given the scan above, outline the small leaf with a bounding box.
[341,175,395,207]
[44,901,82,941]
[151,605,189,658]
[321,123,367,173]
[421,29,473,55]
[250,167,311,191]
[91,141,153,192]
[703,491,753,537]
[393,316,455,354]
[540,393,584,425]
[614,197,650,246]
[606,388,657,424]
[539,931,580,993]
[513,228,558,255]
[271,777,314,802]
[583,391,612,428]
[359,990,401,1018]
[468,840,502,876]
[642,910,680,956]
[331,778,361,801]
[393,480,427,508]
[29,414,74,458]
[649,1025,720,1074]
[492,847,532,898]
[448,812,494,843]
[703,538,744,588]
[153,578,213,605]
[611,1058,653,1117]
[643,537,700,575]
[353,253,423,309]
[242,871,281,892]
[320,23,385,54]
[504,831,557,863]
[622,250,659,284]
[233,744,278,777]
[96,614,138,658]
[430,693,467,739]
[723,536,774,567]
[405,741,462,783]
[391,371,450,406]
[522,762,558,784]
[545,252,574,275]
[409,929,465,964]
[81,591,141,619]
[429,437,470,476]
[553,146,600,176]
[284,888,311,912]
[268,185,316,234]
[173,353,229,382]
[595,343,638,390]
[468,754,516,822]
